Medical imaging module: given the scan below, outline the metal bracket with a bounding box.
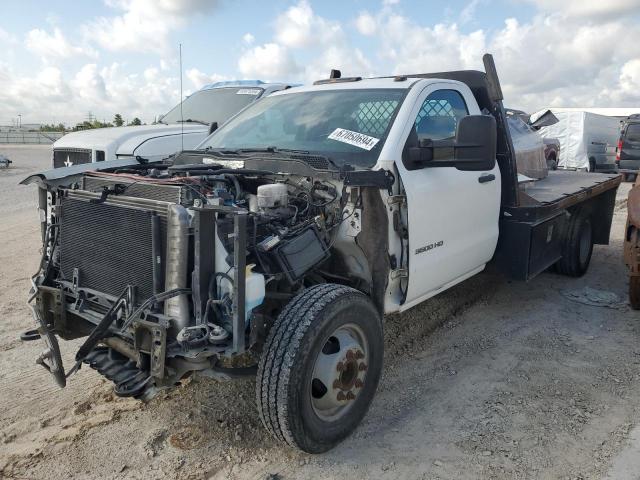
[386,195,406,206]
[390,269,408,280]
[232,212,247,354]
[72,268,80,292]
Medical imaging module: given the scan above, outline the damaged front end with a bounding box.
[22,155,389,400]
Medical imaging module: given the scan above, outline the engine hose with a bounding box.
[223,174,242,199]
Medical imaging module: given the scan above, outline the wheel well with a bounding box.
[567,188,617,245]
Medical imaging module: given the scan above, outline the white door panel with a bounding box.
[397,83,501,306]
[403,166,500,303]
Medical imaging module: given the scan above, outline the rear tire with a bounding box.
[556,211,593,277]
[256,284,383,453]
[589,159,596,172]
[630,276,640,310]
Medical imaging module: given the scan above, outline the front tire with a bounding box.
[256,284,383,453]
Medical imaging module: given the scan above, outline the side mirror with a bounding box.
[407,138,434,167]
[208,121,218,135]
[454,115,496,170]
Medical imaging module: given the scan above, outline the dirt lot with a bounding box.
[0,145,639,480]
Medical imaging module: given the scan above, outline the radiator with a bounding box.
[59,192,170,302]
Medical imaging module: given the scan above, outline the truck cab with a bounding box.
[22,55,620,454]
[51,81,292,168]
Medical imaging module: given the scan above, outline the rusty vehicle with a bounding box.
[625,176,640,309]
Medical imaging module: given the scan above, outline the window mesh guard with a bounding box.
[354,100,399,136]
[416,100,455,124]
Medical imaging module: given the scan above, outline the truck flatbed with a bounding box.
[520,170,621,206]
[498,171,621,280]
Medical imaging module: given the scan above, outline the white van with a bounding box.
[52,81,292,168]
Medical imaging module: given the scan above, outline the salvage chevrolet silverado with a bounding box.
[21,55,621,453]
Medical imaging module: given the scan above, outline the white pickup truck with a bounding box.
[23,55,621,454]
[51,81,291,168]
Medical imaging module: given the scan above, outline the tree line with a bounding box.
[39,114,143,132]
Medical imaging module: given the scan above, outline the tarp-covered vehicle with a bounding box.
[533,109,620,172]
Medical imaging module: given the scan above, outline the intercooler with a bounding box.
[58,190,189,322]
[82,175,189,204]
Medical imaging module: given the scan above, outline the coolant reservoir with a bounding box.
[257,183,288,209]
[245,264,265,322]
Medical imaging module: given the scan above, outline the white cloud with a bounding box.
[274,0,342,48]
[0,59,201,125]
[84,0,220,53]
[237,43,300,79]
[186,68,228,89]
[25,28,97,60]
[359,6,640,111]
[522,0,640,18]
[243,33,255,45]
[355,12,377,36]
[460,0,483,24]
[73,64,108,101]
[238,1,373,82]
[383,0,400,5]
[0,27,18,45]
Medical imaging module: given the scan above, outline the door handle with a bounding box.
[478,174,495,184]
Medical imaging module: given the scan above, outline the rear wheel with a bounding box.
[630,276,640,310]
[589,158,596,172]
[256,284,383,453]
[556,211,593,277]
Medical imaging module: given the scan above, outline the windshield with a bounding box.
[198,88,406,168]
[162,87,263,125]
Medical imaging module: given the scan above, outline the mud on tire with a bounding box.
[256,284,383,453]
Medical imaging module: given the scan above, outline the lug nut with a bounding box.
[346,350,355,360]
[333,379,341,389]
[355,379,364,389]
[336,362,345,372]
[346,391,356,400]
[337,392,346,401]
[359,363,368,372]
[355,350,364,360]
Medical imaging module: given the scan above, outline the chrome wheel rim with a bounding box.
[310,323,369,422]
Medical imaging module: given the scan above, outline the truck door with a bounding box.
[397,85,501,309]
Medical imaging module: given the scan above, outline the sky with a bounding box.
[1,0,639,126]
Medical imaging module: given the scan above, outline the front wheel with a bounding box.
[256,284,383,453]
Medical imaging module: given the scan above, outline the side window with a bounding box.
[414,89,469,141]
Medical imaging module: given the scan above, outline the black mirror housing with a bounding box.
[454,115,497,171]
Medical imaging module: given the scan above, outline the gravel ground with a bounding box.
[0,145,638,480]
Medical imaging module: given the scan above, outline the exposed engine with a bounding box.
[32,155,361,398]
